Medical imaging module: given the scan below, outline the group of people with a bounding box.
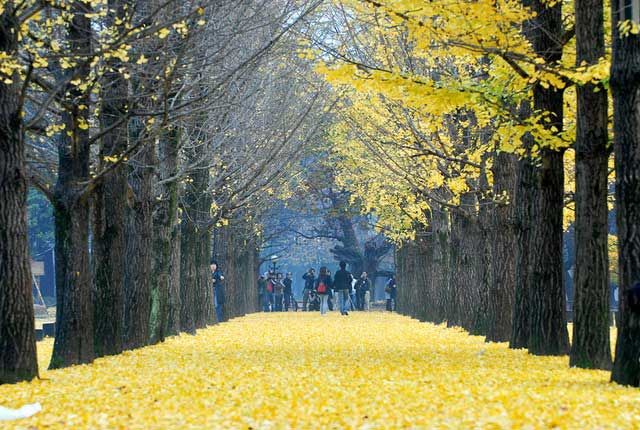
[258,272,296,312]
[298,262,397,314]
[216,259,398,320]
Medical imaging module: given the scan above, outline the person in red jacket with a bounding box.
[314,266,333,315]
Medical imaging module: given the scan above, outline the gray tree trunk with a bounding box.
[50,2,95,369]
[610,5,640,387]
[0,3,38,383]
[570,0,612,369]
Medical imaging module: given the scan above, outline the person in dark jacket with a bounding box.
[356,272,372,311]
[258,274,269,312]
[302,268,315,311]
[283,272,293,311]
[211,260,226,322]
[385,276,397,312]
[314,266,333,315]
[333,261,353,315]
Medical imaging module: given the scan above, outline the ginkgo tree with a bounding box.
[313,0,616,368]
[1,0,330,383]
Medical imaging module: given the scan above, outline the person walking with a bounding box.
[266,272,276,312]
[385,275,397,312]
[315,266,333,315]
[356,272,372,311]
[274,273,285,312]
[333,261,353,316]
[350,276,358,311]
[283,272,293,311]
[302,268,315,311]
[327,269,335,311]
[258,274,269,312]
[211,260,226,322]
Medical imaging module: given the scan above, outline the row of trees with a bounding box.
[0,0,330,384]
[316,1,640,385]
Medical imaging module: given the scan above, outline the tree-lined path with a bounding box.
[1,313,639,429]
[5,1,640,427]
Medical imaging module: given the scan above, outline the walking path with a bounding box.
[1,313,639,429]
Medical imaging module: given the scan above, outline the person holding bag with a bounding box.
[315,266,333,315]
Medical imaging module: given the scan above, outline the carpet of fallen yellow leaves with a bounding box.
[1,312,640,429]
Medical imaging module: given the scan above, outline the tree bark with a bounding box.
[0,3,39,383]
[123,143,154,349]
[474,166,493,337]
[432,207,450,324]
[197,227,212,326]
[50,2,95,369]
[526,0,570,356]
[449,193,483,333]
[179,145,212,331]
[180,216,197,333]
[511,123,535,349]
[92,0,128,357]
[610,7,640,387]
[150,127,180,343]
[487,151,517,342]
[570,0,612,369]
[166,218,182,336]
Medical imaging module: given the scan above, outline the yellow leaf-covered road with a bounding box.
[1,313,639,429]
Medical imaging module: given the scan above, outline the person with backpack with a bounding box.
[314,266,333,315]
[266,272,276,312]
[333,261,353,316]
[356,272,372,311]
[302,268,315,311]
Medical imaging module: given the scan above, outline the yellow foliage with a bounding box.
[1,313,638,429]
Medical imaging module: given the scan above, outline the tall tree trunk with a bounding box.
[449,193,483,332]
[166,219,182,336]
[610,7,640,387]
[0,3,38,383]
[180,216,197,334]
[474,166,493,336]
[446,226,462,327]
[123,143,154,349]
[395,245,408,315]
[570,0,611,369]
[196,227,212,327]
[179,146,212,331]
[432,207,450,324]
[420,225,437,322]
[179,146,212,330]
[150,127,179,343]
[50,2,94,369]
[511,125,535,348]
[526,1,570,356]
[487,151,517,342]
[93,0,128,357]
[332,215,364,275]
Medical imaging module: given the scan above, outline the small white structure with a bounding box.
[0,403,42,421]
[30,260,48,316]
[619,0,640,22]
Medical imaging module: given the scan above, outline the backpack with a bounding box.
[317,280,327,294]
